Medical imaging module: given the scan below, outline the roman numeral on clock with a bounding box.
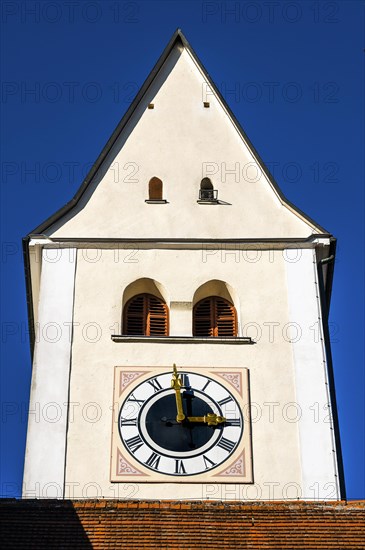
[174,459,186,474]
[226,418,241,427]
[125,434,144,454]
[217,437,236,453]
[147,377,163,392]
[127,393,145,407]
[201,380,211,392]
[218,396,233,406]
[145,452,161,470]
[120,416,138,426]
[203,455,216,470]
[180,374,190,388]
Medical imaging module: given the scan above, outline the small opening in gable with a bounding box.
[199,178,218,201]
[149,177,163,201]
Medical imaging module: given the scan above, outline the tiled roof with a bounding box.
[1,499,364,549]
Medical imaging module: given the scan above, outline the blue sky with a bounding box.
[1,1,364,499]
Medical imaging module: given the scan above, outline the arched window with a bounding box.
[193,296,237,337]
[199,178,217,201]
[149,177,163,201]
[123,293,169,336]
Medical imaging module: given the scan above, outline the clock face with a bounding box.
[117,371,243,477]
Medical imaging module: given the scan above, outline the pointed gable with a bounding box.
[30,30,328,239]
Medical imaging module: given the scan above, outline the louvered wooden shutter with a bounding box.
[215,297,237,337]
[193,296,237,337]
[124,294,145,335]
[193,297,214,337]
[124,293,168,336]
[147,295,168,336]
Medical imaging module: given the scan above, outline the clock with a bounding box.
[111,366,253,483]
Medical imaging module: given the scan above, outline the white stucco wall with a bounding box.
[56,245,338,500]
[286,248,340,499]
[22,249,76,498]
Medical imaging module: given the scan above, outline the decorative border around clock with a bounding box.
[110,366,253,483]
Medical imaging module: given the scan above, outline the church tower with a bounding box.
[22,30,344,501]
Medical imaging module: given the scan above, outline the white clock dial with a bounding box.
[118,371,243,476]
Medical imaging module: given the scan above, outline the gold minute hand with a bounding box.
[171,364,185,423]
[187,413,226,426]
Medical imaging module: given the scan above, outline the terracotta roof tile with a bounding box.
[1,499,364,549]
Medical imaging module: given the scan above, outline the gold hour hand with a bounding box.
[187,413,226,426]
[171,364,185,423]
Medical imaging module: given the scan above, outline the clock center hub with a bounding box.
[138,389,222,458]
[145,394,216,452]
